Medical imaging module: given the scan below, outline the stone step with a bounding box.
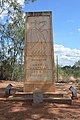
[14,92,64,98]
[44,97,72,104]
[6,95,72,105]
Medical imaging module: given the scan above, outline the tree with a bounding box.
[0,0,37,80]
[72,61,80,78]
[73,60,80,68]
[25,0,37,4]
[0,0,25,80]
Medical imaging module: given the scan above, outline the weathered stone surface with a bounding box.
[24,11,55,92]
[69,86,78,99]
[33,88,43,103]
[5,84,12,96]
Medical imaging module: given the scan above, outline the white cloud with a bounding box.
[17,0,24,5]
[54,44,80,66]
[77,28,80,32]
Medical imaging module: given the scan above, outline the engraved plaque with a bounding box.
[24,12,55,92]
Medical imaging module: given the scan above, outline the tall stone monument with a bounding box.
[24,11,55,92]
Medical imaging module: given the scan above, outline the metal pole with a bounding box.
[56,55,58,82]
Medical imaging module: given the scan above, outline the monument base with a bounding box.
[7,91,72,105]
[23,81,55,92]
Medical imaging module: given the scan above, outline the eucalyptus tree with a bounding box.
[0,0,37,80]
[0,0,25,80]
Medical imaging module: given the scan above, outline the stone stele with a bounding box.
[24,11,55,92]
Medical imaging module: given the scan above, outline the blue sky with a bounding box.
[24,0,80,49]
[23,0,80,66]
[0,0,80,66]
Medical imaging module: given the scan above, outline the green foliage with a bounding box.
[78,86,80,90]
[55,61,80,82]
[0,0,24,81]
[77,83,80,90]
[74,60,80,67]
[11,64,24,81]
[0,0,38,81]
[1,0,79,82]
[25,0,37,4]
[0,59,12,80]
[72,67,80,78]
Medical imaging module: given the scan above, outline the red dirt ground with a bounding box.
[0,80,80,120]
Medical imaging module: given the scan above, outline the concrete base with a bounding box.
[14,92,64,98]
[24,82,55,92]
[6,92,72,104]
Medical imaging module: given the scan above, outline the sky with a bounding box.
[1,0,80,66]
